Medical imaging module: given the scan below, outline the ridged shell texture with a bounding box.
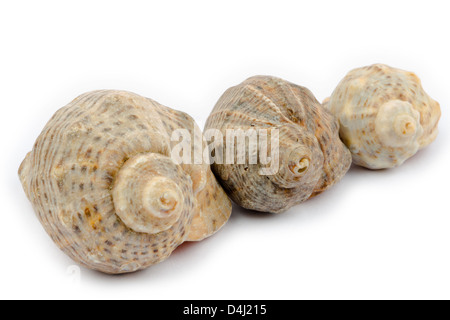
[205,76,352,213]
[324,64,441,169]
[19,90,231,274]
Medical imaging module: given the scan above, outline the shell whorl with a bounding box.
[112,153,191,234]
[267,124,324,191]
[205,76,351,213]
[375,100,423,148]
[19,90,231,273]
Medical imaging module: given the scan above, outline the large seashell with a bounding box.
[19,90,231,274]
[324,64,441,169]
[204,76,352,213]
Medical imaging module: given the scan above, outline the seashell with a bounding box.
[19,90,231,274]
[204,76,352,213]
[324,64,441,169]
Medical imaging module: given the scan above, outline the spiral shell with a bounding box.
[205,76,352,213]
[19,90,231,274]
[324,64,441,169]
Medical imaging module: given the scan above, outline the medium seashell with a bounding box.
[324,64,441,169]
[204,76,352,213]
[19,90,231,274]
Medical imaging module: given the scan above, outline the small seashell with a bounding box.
[324,64,441,169]
[204,76,352,213]
[19,90,231,274]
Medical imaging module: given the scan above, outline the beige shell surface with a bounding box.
[324,64,441,169]
[205,76,352,213]
[19,90,231,274]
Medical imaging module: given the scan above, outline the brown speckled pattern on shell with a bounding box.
[205,76,352,213]
[19,90,231,274]
[324,64,441,169]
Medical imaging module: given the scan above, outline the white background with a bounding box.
[1,0,449,300]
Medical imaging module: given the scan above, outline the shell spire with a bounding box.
[375,100,423,148]
[112,153,189,234]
